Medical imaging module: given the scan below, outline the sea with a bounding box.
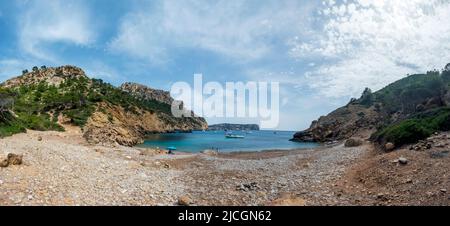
[139,130,319,153]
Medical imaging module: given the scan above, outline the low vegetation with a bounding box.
[372,107,450,147]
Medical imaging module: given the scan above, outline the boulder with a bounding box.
[344,138,363,147]
[0,159,9,167]
[0,153,23,167]
[385,142,395,151]
[37,136,42,141]
[398,157,408,165]
[7,153,23,165]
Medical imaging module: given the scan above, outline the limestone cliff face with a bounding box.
[83,102,208,146]
[82,82,208,146]
[120,82,174,105]
[120,82,208,129]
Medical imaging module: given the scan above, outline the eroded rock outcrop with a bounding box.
[121,82,174,105]
[1,65,87,88]
[291,103,382,143]
[83,100,208,146]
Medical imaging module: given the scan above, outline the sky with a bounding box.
[1,0,450,131]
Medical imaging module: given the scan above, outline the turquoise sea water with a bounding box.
[139,130,318,152]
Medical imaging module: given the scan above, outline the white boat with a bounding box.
[225,134,245,139]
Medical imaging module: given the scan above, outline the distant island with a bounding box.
[207,123,260,131]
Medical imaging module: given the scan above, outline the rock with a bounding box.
[7,153,23,165]
[37,136,42,141]
[0,153,23,167]
[344,138,363,147]
[385,143,395,151]
[441,189,447,193]
[0,159,9,167]
[164,163,170,169]
[398,157,408,165]
[178,195,193,206]
[236,182,260,192]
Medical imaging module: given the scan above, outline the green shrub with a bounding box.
[17,113,64,131]
[373,108,450,146]
[373,120,432,146]
[0,111,26,137]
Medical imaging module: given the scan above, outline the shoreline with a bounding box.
[139,129,321,154]
[1,129,448,206]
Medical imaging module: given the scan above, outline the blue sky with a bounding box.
[1,0,450,130]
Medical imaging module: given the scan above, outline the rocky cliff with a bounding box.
[292,64,450,149]
[291,102,383,142]
[120,82,174,105]
[1,66,87,88]
[0,65,208,146]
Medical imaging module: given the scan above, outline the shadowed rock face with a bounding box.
[291,103,382,143]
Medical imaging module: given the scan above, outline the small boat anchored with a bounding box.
[225,132,245,139]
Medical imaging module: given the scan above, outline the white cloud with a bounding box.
[290,0,450,98]
[109,0,316,63]
[83,61,123,81]
[0,58,39,80]
[18,0,95,60]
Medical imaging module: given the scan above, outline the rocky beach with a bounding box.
[1,125,448,206]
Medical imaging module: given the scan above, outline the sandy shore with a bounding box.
[0,128,448,206]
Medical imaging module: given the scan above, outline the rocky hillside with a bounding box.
[0,65,207,146]
[121,82,174,105]
[292,63,450,150]
[207,123,260,131]
[1,65,86,88]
